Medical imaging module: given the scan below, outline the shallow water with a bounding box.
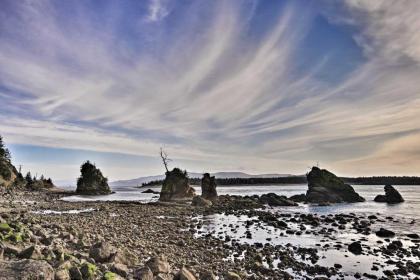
[62,184,420,223]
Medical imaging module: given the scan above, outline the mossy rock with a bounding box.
[0,223,11,233]
[103,272,117,280]
[5,232,23,243]
[80,262,97,280]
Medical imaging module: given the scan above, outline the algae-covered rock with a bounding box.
[306,167,365,203]
[80,262,97,280]
[159,168,195,201]
[201,173,217,201]
[76,161,112,195]
[0,223,11,233]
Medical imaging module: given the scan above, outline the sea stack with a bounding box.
[374,185,404,204]
[76,161,112,195]
[159,168,196,201]
[306,166,365,204]
[201,173,218,201]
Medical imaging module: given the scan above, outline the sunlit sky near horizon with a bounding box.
[1,0,420,183]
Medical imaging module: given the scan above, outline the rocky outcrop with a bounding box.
[201,173,217,201]
[141,189,160,194]
[259,193,298,206]
[0,259,54,280]
[76,161,112,195]
[305,167,365,203]
[374,185,404,204]
[159,168,195,201]
[289,194,306,203]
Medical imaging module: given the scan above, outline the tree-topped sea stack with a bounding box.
[201,173,217,201]
[306,166,365,203]
[76,161,112,195]
[159,168,196,201]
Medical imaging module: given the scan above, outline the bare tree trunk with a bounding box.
[160,147,171,173]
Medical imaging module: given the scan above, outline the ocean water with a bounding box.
[62,184,420,223]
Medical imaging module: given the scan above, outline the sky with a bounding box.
[1,0,420,183]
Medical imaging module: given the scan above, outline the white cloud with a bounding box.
[145,0,170,22]
[338,0,420,63]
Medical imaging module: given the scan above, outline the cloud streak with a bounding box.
[1,0,420,178]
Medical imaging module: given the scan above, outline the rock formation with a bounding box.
[306,167,365,203]
[201,173,218,201]
[374,185,404,204]
[76,161,112,195]
[259,193,298,206]
[159,168,195,201]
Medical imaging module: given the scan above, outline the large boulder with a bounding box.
[76,161,112,195]
[306,167,365,203]
[201,173,217,201]
[89,241,117,263]
[0,259,54,279]
[259,193,298,206]
[145,254,171,274]
[159,168,195,201]
[374,185,404,204]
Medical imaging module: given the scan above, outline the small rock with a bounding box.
[226,271,241,280]
[111,263,129,277]
[348,242,363,255]
[376,228,395,238]
[176,267,197,280]
[134,266,153,280]
[55,269,71,280]
[69,266,83,280]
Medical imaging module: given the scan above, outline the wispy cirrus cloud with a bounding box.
[1,0,420,179]
[145,0,170,22]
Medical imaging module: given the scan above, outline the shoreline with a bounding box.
[1,190,419,279]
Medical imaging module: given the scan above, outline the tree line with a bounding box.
[141,175,420,187]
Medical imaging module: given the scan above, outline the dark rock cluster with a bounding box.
[374,185,404,204]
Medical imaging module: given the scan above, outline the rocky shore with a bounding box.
[1,190,419,280]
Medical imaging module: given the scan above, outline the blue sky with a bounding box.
[1,0,420,183]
